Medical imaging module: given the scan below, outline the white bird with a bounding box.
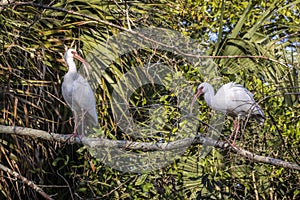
[62,49,98,136]
[191,82,265,144]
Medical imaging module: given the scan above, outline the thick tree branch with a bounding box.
[0,125,299,171]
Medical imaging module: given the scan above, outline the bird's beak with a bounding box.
[190,88,203,114]
[73,53,86,64]
[73,53,91,78]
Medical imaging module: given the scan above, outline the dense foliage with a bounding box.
[0,0,299,199]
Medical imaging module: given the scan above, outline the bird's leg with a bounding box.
[228,118,240,146]
[73,111,78,136]
[77,108,89,138]
[229,119,238,141]
[232,116,241,145]
[66,111,78,142]
[81,109,86,137]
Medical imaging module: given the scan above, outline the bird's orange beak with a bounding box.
[190,87,203,114]
[72,52,91,78]
[72,52,86,63]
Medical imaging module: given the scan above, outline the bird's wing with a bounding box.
[62,76,74,108]
[71,74,99,126]
[230,82,254,99]
[229,83,264,118]
[214,82,263,118]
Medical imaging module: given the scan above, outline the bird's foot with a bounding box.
[226,136,236,147]
[230,140,236,147]
[64,132,77,144]
[71,132,78,138]
[65,130,85,143]
[70,131,86,141]
[77,132,85,140]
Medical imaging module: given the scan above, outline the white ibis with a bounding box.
[191,82,265,144]
[62,49,98,136]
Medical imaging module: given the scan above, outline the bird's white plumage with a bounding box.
[191,82,265,144]
[196,82,264,123]
[62,73,98,126]
[62,49,98,134]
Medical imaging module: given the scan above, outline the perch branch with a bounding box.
[0,125,299,170]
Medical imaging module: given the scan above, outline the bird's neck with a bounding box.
[66,57,77,74]
[203,85,215,107]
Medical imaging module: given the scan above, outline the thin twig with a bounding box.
[0,163,54,200]
[56,171,74,200]
[5,2,289,67]
[252,171,259,200]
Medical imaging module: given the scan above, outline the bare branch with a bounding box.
[0,125,299,170]
[0,162,54,200]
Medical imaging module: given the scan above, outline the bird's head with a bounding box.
[195,82,210,98]
[64,49,86,64]
[63,48,91,78]
[190,82,210,114]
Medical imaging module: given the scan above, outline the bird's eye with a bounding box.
[71,51,76,55]
[200,86,204,90]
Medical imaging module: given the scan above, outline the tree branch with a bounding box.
[0,125,299,170]
[0,162,54,200]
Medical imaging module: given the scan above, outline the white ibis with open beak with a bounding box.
[62,49,99,136]
[190,82,265,144]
